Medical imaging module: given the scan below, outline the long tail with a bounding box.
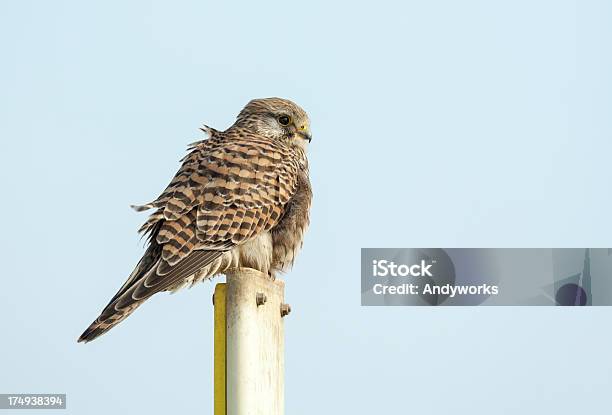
[77,245,160,343]
[78,245,227,343]
[77,303,143,343]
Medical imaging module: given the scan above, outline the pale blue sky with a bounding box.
[1,1,611,413]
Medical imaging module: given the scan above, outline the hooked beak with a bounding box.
[297,125,312,142]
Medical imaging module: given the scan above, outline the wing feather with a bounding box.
[78,128,304,342]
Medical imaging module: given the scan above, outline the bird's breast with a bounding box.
[271,173,312,273]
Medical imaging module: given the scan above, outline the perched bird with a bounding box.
[78,98,312,343]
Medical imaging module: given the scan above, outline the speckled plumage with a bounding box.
[79,98,312,343]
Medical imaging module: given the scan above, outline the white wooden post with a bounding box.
[215,268,288,415]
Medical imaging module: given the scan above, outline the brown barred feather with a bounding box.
[78,98,311,343]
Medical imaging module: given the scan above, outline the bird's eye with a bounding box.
[278,115,291,126]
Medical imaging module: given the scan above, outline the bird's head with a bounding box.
[235,97,312,150]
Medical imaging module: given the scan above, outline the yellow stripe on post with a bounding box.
[213,283,227,415]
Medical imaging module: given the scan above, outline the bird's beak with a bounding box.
[297,125,312,142]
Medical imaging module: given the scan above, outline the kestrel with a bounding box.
[78,98,312,342]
